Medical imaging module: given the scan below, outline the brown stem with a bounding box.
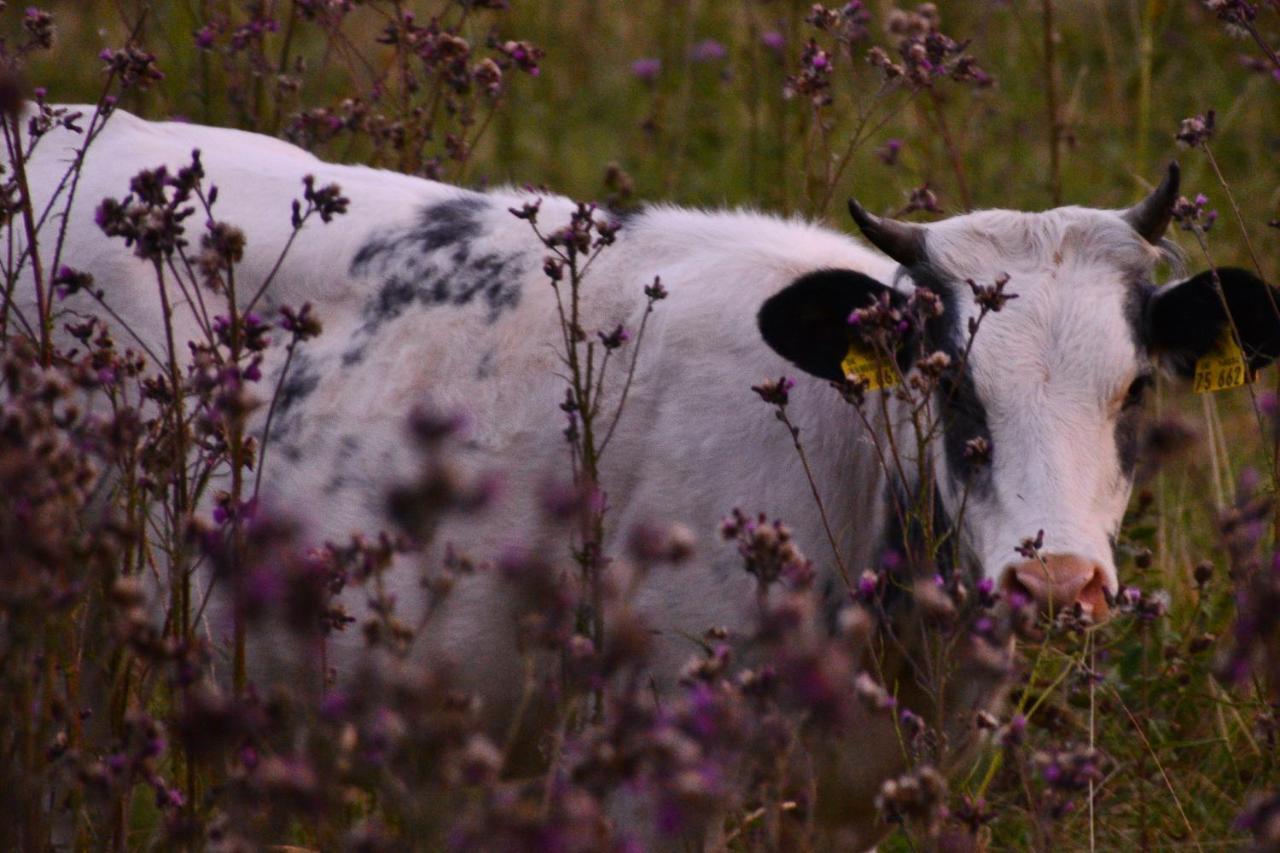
[777,407,851,589]
[927,90,971,209]
[4,113,49,364]
[1242,18,1280,73]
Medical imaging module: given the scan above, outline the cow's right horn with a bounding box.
[847,199,926,268]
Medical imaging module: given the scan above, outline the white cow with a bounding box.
[12,104,1280,839]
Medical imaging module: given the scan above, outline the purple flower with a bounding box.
[750,376,794,406]
[656,797,685,836]
[319,691,349,721]
[194,25,216,50]
[156,785,185,810]
[52,265,93,299]
[598,324,631,350]
[856,569,880,603]
[876,138,903,166]
[690,39,727,64]
[761,30,785,54]
[631,57,661,84]
[1006,588,1031,610]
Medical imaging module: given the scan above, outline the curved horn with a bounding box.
[847,199,927,268]
[1123,162,1180,245]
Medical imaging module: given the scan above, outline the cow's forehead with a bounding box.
[923,207,1153,393]
[924,206,1161,282]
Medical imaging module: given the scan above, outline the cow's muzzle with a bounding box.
[1001,554,1111,620]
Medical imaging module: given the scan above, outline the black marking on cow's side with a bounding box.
[344,195,526,366]
[277,354,320,417]
[350,196,488,271]
[341,343,368,367]
[476,349,497,380]
[325,436,365,494]
[268,351,321,450]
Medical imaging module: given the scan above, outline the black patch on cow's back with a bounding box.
[350,196,488,271]
[344,195,526,366]
[605,203,644,229]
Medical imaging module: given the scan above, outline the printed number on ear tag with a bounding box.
[1193,327,1252,394]
[842,342,899,391]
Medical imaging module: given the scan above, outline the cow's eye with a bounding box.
[1122,375,1152,409]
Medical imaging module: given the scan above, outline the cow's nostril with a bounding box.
[1000,568,1035,607]
[1001,555,1112,621]
[1075,569,1110,619]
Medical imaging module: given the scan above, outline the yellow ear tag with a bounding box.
[1193,327,1252,393]
[841,341,899,391]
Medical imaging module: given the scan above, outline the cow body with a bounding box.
[16,105,896,694]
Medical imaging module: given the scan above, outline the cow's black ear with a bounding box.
[758,269,911,382]
[1144,267,1280,378]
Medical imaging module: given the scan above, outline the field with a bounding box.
[3,1,1280,850]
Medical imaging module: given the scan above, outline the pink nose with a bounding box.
[1002,554,1111,619]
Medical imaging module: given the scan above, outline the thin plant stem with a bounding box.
[776,405,850,588]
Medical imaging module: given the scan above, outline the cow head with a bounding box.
[759,164,1280,618]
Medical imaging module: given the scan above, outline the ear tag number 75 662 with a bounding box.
[1193,327,1251,394]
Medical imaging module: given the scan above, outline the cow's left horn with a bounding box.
[1123,162,1180,245]
[847,199,926,268]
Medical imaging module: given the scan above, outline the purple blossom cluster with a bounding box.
[868,3,993,88]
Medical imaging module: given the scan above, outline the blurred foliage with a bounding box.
[23,1,1280,231]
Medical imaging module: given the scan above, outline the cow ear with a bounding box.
[1145,267,1280,378]
[758,269,912,382]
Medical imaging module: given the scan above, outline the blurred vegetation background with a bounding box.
[23,1,1280,228]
